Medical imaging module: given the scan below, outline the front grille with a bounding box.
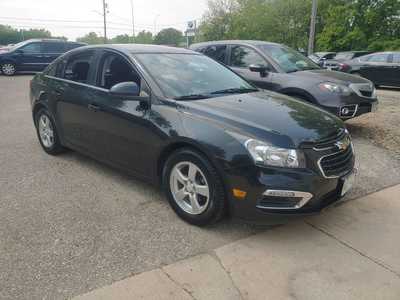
[313,129,345,150]
[319,146,354,178]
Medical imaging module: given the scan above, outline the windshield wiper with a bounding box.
[174,94,210,100]
[210,88,258,95]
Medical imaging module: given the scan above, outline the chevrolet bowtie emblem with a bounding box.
[335,137,350,151]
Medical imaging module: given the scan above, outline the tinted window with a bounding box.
[334,52,354,60]
[203,45,227,64]
[135,53,254,99]
[393,53,400,64]
[65,43,84,51]
[98,53,141,90]
[20,42,42,53]
[230,46,265,68]
[63,51,94,84]
[367,53,390,63]
[43,42,65,53]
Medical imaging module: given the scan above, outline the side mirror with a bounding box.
[109,82,149,103]
[249,64,270,77]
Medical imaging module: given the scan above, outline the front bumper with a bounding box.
[223,161,355,225]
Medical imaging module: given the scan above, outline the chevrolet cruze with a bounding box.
[30,45,356,226]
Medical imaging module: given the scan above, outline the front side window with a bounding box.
[43,42,65,53]
[203,45,227,64]
[63,51,94,84]
[20,43,42,53]
[334,52,354,60]
[230,46,266,68]
[258,44,319,73]
[98,53,141,90]
[135,53,254,99]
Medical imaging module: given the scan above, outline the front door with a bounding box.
[228,45,277,91]
[16,42,44,71]
[359,53,392,86]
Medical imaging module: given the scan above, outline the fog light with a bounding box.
[339,105,358,117]
[341,107,350,115]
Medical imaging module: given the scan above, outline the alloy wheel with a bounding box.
[169,161,210,215]
[38,114,55,148]
[2,64,16,76]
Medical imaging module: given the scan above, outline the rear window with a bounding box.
[43,42,65,53]
[202,45,227,64]
[63,51,94,84]
[392,53,400,64]
[65,43,84,51]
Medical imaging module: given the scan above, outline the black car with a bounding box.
[323,51,372,71]
[309,52,336,66]
[0,39,85,76]
[30,44,356,226]
[190,41,378,120]
[336,52,400,88]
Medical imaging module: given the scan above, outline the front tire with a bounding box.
[1,62,16,76]
[163,148,226,226]
[34,109,66,155]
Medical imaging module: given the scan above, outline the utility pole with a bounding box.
[102,0,108,43]
[130,0,135,42]
[308,0,317,55]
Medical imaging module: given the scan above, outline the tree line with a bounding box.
[197,0,400,52]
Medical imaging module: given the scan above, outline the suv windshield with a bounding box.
[135,53,256,100]
[258,44,320,73]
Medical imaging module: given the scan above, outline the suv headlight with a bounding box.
[245,139,305,168]
[319,82,352,96]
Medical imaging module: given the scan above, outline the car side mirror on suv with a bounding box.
[249,64,270,77]
[109,82,150,103]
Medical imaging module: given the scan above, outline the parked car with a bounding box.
[31,44,356,226]
[309,52,336,66]
[190,41,378,120]
[0,39,86,76]
[323,51,372,71]
[335,52,400,88]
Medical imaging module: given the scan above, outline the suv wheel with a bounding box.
[34,109,66,155]
[163,148,226,226]
[1,63,16,76]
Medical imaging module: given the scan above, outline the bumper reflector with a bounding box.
[233,189,247,199]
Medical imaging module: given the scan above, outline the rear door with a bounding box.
[55,50,100,153]
[201,45,228,65]
[388,53,400,87]
[42,42,65,69]
[228,45,276,90]
[359,53,392,85]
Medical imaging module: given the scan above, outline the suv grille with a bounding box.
[313,129,346,151]
[319,146,354,178]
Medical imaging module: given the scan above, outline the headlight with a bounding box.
[319,82,352,96]
[245,139,305,168]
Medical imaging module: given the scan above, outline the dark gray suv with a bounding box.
[190,41,378,120]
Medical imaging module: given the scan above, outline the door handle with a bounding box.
[88,104,101,112]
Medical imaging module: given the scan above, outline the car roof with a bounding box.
[23,38,84,44]
[70,44,198,55]
[190,40,281,49]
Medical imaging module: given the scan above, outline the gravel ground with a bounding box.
[0,76,399,299]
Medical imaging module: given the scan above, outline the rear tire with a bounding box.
[34,109,66,155]
[1,62,16,76]
[163,148,226,226]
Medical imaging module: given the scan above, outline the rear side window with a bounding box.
[202,45,227,64]
[230,46,265,68]
[392,53,400,64]
[43,42,65,53]
[63,51,94,84]
[65,43,84,51]
[366,53,390,63]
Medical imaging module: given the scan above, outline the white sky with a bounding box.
[0,0,208,41]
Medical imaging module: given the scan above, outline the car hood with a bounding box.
[178,91,344,148]
[292,69,368,85]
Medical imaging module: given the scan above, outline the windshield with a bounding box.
[258,44,320,73]
[135,53,256,100]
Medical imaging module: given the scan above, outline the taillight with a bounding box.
[338,63,349,71]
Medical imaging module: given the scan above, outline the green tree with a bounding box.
[110,34,132,44]
[154,28,183,46]
[0,25,54,45]
[135,30,153,44]
[76,32,104,45]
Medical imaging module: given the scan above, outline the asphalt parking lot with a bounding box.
[1,75,400,299]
